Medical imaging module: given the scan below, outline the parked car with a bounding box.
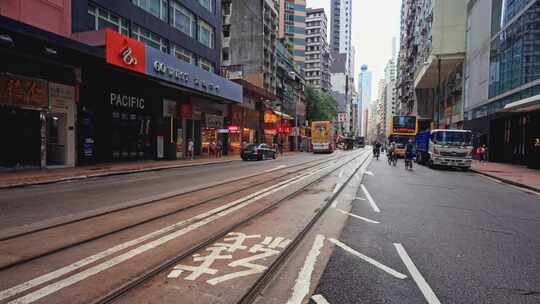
[241,144,277,161]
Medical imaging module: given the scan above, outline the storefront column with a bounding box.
[40,112,47,169]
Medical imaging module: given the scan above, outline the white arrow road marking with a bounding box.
[1,166,330,304]
[331,200,339,208]
[311,294,331,304]
[329,239,407,279]
[361,184,380,213]
[265,165,286,173]
[338,169,344,178]
[394,243,441,304]
[335,209,380,224]
[287,235,326,304]
[365,171,374,176]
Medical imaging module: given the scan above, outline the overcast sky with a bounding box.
[306,0,402,98]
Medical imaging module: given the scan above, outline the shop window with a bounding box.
[88,3,129,35]
[198,19,214,49]
[132,0,168,21]
[172,43,194,64]
[199,0,213,12]
[170,1,196,37]
[198,57,214,72]
[132,24,169,53]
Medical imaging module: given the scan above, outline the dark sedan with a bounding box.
[241,144,277,161]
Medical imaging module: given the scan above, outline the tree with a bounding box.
[305,86,339,123]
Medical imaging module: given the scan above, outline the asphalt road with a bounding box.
[0,153,330,230]
[312,154,540,304]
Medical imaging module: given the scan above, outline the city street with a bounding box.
[1,149,538,304]
[312,154,540,304]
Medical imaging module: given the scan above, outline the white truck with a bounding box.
[415,129,474,169]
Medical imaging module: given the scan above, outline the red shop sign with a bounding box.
[105,29,146,74]
[180,103,193,118]
[278,125,291,134]
[228,125,240,132]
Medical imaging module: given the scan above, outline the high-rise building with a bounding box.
[464,0,540,168]
[396,0,467,130]
[305,8,331,90]
[222,0,280,94]
[280,0,306,68]
[358,65,372,137]
[330,0,353,76]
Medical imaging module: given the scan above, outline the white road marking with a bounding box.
[335,209,380,224]
[331,200,339,208]
[332,183,341,194]
[329,239,407,279]
[287,234,326,304]
[265,165,286,173]
[354,197,366,201]
[338,169,344,178]
[365,171,374,176]
[3,166,329,304]
[394,243,441,304]
[361,184,380,213]
[311,294,331,304]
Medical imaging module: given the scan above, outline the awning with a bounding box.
[503,94,540,112]
[272,110,294,120]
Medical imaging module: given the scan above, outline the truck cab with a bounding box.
[416,129,474,169]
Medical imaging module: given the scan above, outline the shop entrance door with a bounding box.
[46,113,67,166]
[0,107,41,168]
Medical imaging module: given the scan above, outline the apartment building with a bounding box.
[280,0,306,68]
[305,7,331,90]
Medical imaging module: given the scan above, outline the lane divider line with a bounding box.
[394,243,441,304]
[361,184,380,213]
[1,165,332,304]
[311,294,331,304]
[335,209,380,224]
[286,234,326,304]
[329,238,407,279]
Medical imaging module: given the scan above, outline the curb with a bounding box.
[471,169,540,193]
[0,159,237,190]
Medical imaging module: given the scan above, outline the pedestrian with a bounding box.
[210,141,216,158]
[216,140,223,158]
[480,144,488,162]
[187,139,194,160]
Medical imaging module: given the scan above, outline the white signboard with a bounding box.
[163,99,177,117]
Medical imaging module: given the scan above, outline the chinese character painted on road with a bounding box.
[167,232,291,285]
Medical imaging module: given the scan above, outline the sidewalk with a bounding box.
[0,155,240,189]
[471,160,540,192]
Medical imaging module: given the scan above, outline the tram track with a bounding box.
[89,150,371,304]
[0,153,351,272]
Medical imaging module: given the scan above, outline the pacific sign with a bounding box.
[105,30,242,104]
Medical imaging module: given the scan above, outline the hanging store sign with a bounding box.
[50,83,75,111]
[163,99,177,117]
[0,74,49,109]
[180,103,193,118]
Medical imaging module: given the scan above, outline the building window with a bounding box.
[199,0,213,12]
[132,24,168,53]
[132,0,168,21]
[199,57,214,72]
[172,43,194,64]
[88,3,129,35]
[198,19,214,49]
[170,1,196,37]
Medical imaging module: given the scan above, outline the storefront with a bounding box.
[78,30,242,163]
[229,104,259,153]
